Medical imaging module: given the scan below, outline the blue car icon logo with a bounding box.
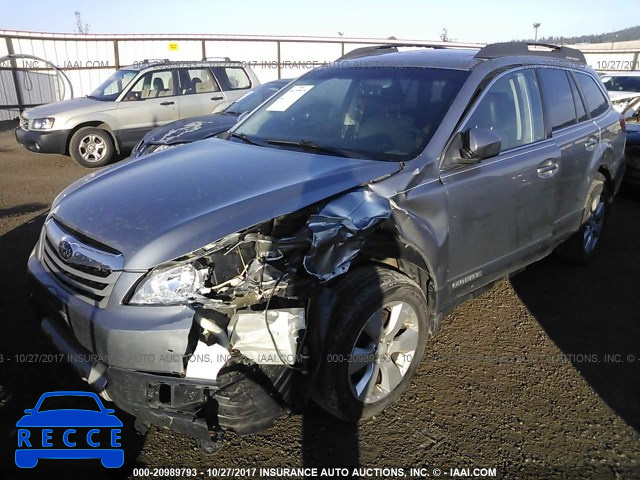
[15,391,124,468]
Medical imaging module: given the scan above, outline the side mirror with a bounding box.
[23,409,33,414]
[461,128,502,162]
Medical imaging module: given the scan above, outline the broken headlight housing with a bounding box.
[129,262,208,305]
[127,233,243,306]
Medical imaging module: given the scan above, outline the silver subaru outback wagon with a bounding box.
[27,42,625,449]
[15,59,259,167]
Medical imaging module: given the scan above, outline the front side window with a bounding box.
[575,73,610,118]
[90,69,137,101]
[538,69,578,132]
[215,67,251,90]
[124,70,175,101]
[464,69,544,151]
[234,67,469,162]
[178,68,220,95]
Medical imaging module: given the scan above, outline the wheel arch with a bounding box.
[597,163,614,201]
[66,122,120,155]
[357,230,438,316]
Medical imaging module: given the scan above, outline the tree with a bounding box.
[74,12,90,34]
[440,28,449,42]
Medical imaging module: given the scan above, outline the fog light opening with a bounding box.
[158,384,172,405]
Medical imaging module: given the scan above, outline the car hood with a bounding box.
[51,138,402,270]
[142,113,237,145]
[23,97,114,119]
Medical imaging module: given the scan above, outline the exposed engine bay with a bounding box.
[133,188,395,442]
[181,188,393,376]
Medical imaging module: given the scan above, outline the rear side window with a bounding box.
[213,67,251,90]
[568,75,588,123]
[465,69,545,151]
[575,73,609,118]
[178,68,220,95]
[538,69,577,131]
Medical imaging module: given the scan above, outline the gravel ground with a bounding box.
[0,128,639,480]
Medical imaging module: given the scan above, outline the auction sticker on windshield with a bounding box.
[266,85,314,111]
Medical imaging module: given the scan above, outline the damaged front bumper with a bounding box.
[28,246,336,440]
[27,254,308,439]
[27,186,391,440]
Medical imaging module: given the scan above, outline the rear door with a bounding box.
[116,69,179,147]
[212,66,254,106]
[176,67,228,119]
[441,68,560,294]
[537,68,597,236]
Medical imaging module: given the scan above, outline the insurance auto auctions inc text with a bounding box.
[213,466,498,478]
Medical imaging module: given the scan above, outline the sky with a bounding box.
[0,0,637,43]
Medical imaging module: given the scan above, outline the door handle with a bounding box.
[211,96,224,101]
[537,159,559,178]
[585,136,599,151]
[160,101,175,106]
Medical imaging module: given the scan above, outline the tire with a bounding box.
[314,266,430,421]
[556,172,609,264]
[69,127,114,168]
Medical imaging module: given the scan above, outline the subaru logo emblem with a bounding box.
[58,240,73,261]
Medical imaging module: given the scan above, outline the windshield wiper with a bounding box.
[265,139,362,158]
[85,95,99,100]
[228,132,263,146]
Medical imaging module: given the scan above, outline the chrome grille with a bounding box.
[39,218,124,308]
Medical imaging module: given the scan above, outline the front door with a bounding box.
[441,68,560,295]
[117,69,179,147]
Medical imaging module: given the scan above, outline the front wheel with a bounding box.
[556,172,609,264]
[314,266,430,421]
[69,127,114,168]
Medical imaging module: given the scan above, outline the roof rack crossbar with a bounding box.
[474,42,586,64]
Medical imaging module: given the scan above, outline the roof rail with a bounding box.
[337,42,471,61]
[475,42,586,64]
[204,56,232,62]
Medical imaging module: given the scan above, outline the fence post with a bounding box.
[4,37,24,113]
[633,52,639,71]
[113,40,120,69]
[201,39,206,61]
[277,40,281,79]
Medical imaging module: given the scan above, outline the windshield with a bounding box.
[233,67,468,161]
[602,76,640,93]
[89,69,138,101]
[37,395,102,412]
[225,82,287,115]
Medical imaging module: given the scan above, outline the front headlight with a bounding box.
[129,263,206,305]
[31,117,55,129]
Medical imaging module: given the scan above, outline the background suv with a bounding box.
[15,59,259,167]
[27,42,625,448]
